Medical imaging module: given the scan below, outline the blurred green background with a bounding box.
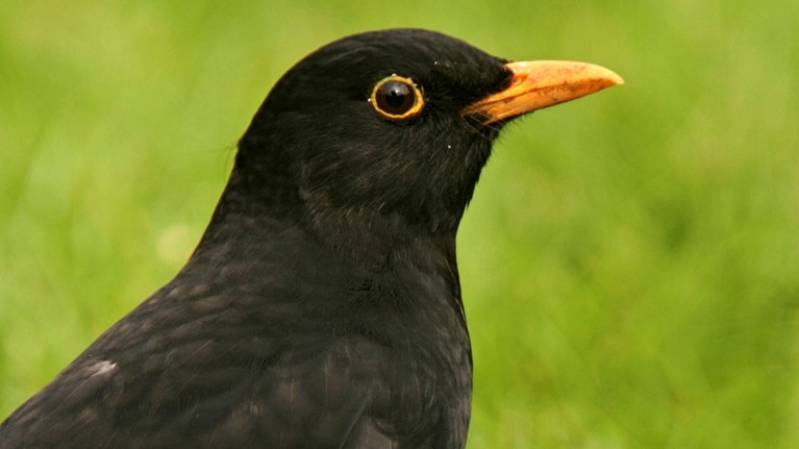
[1,1,798,447]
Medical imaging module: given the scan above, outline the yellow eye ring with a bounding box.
[369,75,425,121]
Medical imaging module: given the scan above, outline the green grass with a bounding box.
[1,1,798,447]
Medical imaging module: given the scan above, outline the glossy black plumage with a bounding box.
[2,29,516,449]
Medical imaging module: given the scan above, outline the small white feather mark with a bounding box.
[89,360,118,377]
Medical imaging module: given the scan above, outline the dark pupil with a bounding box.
[376,80,415,114]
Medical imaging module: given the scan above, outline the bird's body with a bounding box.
[1,29,621,449]
[2,204,470,448]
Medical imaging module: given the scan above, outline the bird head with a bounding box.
[230,29,622,251]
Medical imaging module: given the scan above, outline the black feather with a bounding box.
[1,29,512,449]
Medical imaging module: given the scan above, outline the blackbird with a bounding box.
[0,29,621,449]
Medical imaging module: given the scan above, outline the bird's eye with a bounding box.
[370,75,424,121]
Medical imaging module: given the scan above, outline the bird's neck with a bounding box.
[190,164,461,274]
[180,164,466,333]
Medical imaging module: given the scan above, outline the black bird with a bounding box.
[0,29,621,449]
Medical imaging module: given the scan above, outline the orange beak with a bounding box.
[464,60,624,124]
